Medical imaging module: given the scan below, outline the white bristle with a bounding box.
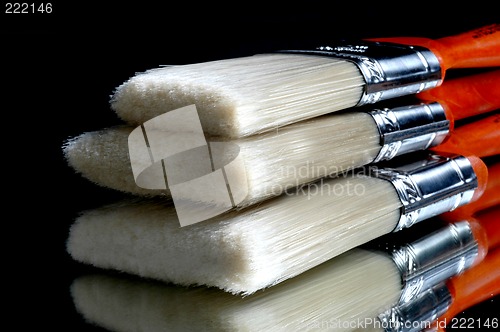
[71,249,400,331]
[237,112,381,207]
[62,126,170,197]
[63,112,381,207]
[111,54,365,138]
[67,175,402,295]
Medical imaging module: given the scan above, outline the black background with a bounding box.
[2,2,498,330]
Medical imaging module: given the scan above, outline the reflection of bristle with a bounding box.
[110,54,364,138]
[71,249,401,332]
[67,175,402,295]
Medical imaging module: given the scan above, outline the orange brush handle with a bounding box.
[431,113,500,158]
[468,205,500,266]
[475,206,500,251]
[430,114,498,203]
[416,69,500,124]
[370,24,500,74]
[435,248,500,328]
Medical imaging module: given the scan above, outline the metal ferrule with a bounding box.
[368,154,478,231]
[370,102,450,162]
[279,40,442,105]
[378,283,452,332]
[392,221,478,303]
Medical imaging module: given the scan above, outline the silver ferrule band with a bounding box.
[279,40,442,105]
[369,154,478,231]
[370,102,450,162]
[378,283,452,332]
[393,221,478,303]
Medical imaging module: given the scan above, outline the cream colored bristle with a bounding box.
[238,111,381,207]
[63,112,381,207]
[110,54,365,138]
[62,126,168,197]
[71,249,401,331]
[67,175,402,295]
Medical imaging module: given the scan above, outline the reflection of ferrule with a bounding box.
[378,283,451,332]
[369,154,478,231]
[279,40,442,105]
[393,221,478,304]
[370,103,450,162]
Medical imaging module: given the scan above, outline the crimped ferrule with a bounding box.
[369,154,478,231]
[370,102,450,162]
[392,221,478,304]
[279,40,442,105]
[378,283,452,332]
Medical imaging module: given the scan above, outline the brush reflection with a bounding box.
[71,248,401,332]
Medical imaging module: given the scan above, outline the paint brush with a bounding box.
[378,242,500,332]
[69,203,500,332]
[66,116,497,293]
[367,157,500,248]
[110,24,499,138]
[63,70,500,208]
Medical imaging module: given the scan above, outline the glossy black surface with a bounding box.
[3,3,497,330]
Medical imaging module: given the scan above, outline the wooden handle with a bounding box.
[416,69,500,124]
[435,24,500,69]
[430,114,498,203]
[468,205,500,267]
[431,113,500,158]
[370,24,500,73]
[476,206,500,251]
